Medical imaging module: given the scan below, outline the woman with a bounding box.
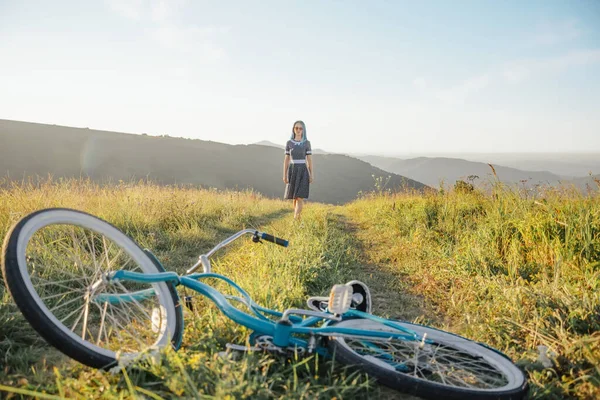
[283,120,313,219]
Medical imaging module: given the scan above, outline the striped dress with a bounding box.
[284,140,312,199]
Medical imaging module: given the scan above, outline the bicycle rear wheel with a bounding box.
[2,208,183,369]
[329,319,528,400]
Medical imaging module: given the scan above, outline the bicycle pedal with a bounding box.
[328,285,352,314]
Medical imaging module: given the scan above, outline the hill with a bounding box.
[0,119,426,203]
[567,174,600,192]
[443,153,600,177]
[358,154,564,188]
[254,140,329,154]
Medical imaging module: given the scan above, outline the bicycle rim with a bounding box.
[3,208,181,368]
[329,319,527,400]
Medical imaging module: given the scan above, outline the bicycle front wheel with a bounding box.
[2,208,183,369]
[329,319,528,400]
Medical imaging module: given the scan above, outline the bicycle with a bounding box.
[2,208,528,399]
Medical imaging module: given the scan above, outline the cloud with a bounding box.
[416,46,600,104]
[502,64,529,84]
[412,77,428,91]
[503,49,600,84]
[106,0,184,22]
[547,49,600,69]
[435,73,490,105]
[412,17,596,104]
[153,25,225,59]
[150,0,188,23]
[106,0,145,21]
[106,0,227,60]
[528,19,583,47]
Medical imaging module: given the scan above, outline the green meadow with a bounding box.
[1,178,598,399]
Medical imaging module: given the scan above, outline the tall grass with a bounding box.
[346,182,600,399]
[0,177,376,398]
[1,177,598,398]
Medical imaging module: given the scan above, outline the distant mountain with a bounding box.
[438,153,600,178]
[564,175,600,193]
[0,120,427,204]
[254,140,329,155]
[358,155,564,188]
[255,140,285,149]
[480,159,600,178]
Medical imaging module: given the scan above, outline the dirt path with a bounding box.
[329,209,430,400]
[331,210,426,321]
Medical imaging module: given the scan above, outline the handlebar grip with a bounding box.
[261,232,289,247]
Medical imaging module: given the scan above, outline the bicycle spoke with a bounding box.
[104,305,149,351]
[61,304,85,328]
[81,296,91,340]
[82,228,100,274]
[67,227,95,277]
[345,336,508,389]
[19,216,177,364]
[33,277,86,287]
[30,237,91,282]
[50,295,86,314]
[77,228,105,280]
[40,289,83,303]
[113,280,155,322]
[96,301,109,346]
[36,280,86,296]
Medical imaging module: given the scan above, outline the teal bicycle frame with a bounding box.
[96,269,429,357]
[91,227,434,366]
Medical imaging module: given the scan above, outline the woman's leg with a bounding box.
[294,198,303,219]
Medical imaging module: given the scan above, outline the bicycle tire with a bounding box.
[329,319,528,400]
[2,208,183,369]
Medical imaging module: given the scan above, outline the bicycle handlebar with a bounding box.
[260,232,289,247]
[186,229,289,274]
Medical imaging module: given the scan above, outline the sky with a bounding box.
[1,0,599,155]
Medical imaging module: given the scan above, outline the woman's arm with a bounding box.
[283,154,290,183]
[306,155,313,183]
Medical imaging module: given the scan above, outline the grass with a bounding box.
[345,182,600,399]
[1,176,599,398]
[0,177,376,399]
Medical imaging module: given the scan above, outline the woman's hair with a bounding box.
[290,120,307,143]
